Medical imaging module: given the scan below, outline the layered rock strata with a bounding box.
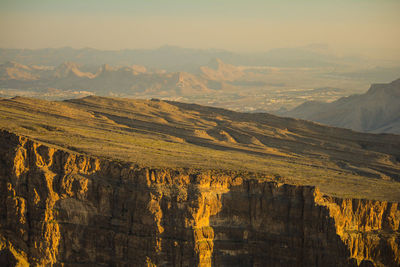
[0,130,398,266]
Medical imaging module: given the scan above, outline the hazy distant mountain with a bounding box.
[0,45,375,70]
[0,58,259,95]
[2,46,400,88]
[0,61,212,96]
[0,61,43,81]
[2,58,399,115]
[0,46,234,72]
[284,79,400,134]
[200,58,244,81]
[53,62,94,79]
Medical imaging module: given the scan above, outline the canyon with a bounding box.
[0,97,399,266]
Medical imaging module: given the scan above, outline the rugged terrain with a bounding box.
[4,45,399,112]
[284,79,400,134]
[0,96,399,266]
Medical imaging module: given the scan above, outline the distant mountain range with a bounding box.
[283,79,400,134]
[1,46,399,85]
[0,59,248,96]
[0,45,383,70]
[1,46,400,121]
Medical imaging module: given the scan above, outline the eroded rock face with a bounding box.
[0,130,399,266]
[315,195,400,266]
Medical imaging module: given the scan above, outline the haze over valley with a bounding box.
[1,45,399,118]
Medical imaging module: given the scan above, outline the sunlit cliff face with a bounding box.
[0,131,399,266]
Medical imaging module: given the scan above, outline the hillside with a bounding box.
[284,79,400,134]
[0,96,399,201]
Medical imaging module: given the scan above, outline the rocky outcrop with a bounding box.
[0,130,399,266]
[316,195,400,266]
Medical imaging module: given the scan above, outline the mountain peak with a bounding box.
[201,58,243,81]
[285,78,400,134]
[2,61,31,70]
[0,61,37,80]
[367,78,400,96]
[390,78,400,86]
[54,61,94,78]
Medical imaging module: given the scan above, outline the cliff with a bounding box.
[0,130,398,266]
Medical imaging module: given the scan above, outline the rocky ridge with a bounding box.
[284,79,400,134]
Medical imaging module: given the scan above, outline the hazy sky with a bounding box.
[1,0,399,59]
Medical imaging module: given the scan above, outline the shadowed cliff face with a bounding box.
[0,130,399,266]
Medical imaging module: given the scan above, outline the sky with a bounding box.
[1,0,400,59]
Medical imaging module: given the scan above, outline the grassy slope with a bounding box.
[0,96,399,201]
